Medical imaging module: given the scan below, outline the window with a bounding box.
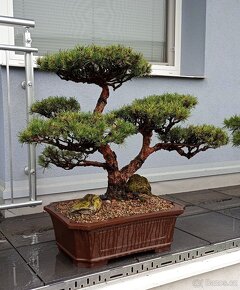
[0,0,182,76]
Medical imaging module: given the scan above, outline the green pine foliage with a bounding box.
[19,110,137,159]
[159,125,228,149]
[224,115,240,146]
[37,45,151,89]
[38,147,87,169]
[31,96,80,118]
[114,94,198,132]
[19,44,228,197]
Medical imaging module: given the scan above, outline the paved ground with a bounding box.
[1,185,240,290]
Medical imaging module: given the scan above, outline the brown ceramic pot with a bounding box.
[44,201,184,268]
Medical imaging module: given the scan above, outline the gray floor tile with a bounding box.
[136,228,209,262]
[0,232,13,251]
[181,204,210,216]
[162,194,188,204]
[171,189,230,204]
[171,189,240,211]
[197,196,240,211]
[0,215,55,247]
[18,241,139,284]
[218,207,240,220]
[176,212,240,243]
[214,186,240,197]
[1,187,240,288]
[0,248,43,290]
[170,228,210,253]
[163,195,209,216]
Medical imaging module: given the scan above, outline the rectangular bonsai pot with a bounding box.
[44,201,184,267]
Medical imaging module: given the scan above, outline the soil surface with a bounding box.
[56,195,174,223]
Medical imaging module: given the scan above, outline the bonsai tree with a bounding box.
[19,45,228,200]
[224,115,240,146]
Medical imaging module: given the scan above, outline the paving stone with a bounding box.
[1,187,240,288]
[18,241,139,284]
[181,204,210,217]
[198,196,240,211]
[0,214,54,247]
[162,194,188,204]
[214,186,240,197]
[176,212,240,243]
[162,195,209,216]
[0,232,13,251]
[169,228,210,252]
[217,207,240,220]
[170,189,230,204]
[170,189,240,211]
[0,248,43,290]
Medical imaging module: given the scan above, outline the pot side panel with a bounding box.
[87,216,177,259]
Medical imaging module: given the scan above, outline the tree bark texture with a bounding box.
[94,85,110,113]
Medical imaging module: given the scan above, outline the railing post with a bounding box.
[5,51,14,204]
[0,16,42,210]
[24,27,37,202]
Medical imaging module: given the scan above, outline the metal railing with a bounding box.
[0,15,42,210]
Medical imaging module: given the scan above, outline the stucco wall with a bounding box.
[0,66,5,186]
[0,0,240,200]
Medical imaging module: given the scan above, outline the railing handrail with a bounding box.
[0,15,35,28]
[0,44,38,53]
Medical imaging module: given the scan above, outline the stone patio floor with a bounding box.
[1,185,240,290]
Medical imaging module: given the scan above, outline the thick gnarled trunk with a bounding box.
[101,133,154,200]
[105,170,128,200]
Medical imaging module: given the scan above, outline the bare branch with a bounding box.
[152,142,212,159]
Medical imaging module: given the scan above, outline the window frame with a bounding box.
[0,0,182,76]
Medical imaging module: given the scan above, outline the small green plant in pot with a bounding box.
[19,45,228,267]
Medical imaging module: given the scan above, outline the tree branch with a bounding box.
[41,151,107,170]
[120,131,153,178]
[98,144,119,171]
[32,136,97,154]
[78,160,107,168]
[94,85,110,113]
[152,142,212,159]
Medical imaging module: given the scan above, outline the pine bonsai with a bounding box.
[224,115,240,146]
[19,45,228,201]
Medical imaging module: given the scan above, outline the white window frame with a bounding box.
[0,0,182,76]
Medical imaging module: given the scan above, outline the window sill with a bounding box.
[0,61,205,79]
[151,73,205,79]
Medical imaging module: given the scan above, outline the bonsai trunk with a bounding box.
[106,170,128,200]
[102,133,154,200]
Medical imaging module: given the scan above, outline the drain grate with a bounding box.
[33,238,240,290]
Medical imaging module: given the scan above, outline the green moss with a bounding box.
[126,174,152,195]
[70,194,102,214]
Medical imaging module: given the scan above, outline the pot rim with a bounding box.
[44,198,185,230]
